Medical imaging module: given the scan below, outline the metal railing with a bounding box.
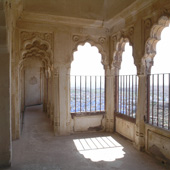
[115,75,138,118]
[70,75,105,113]
[147,73,170,130]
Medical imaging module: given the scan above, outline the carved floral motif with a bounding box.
[29,76,37,85]
[22,40,51,60]
[20,31,53,70]
[21,31,52,47]
[99,37,106,44]
[144,18,152,29]
[72,35,80,42]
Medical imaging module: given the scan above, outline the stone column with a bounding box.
[105,67,115,132]
[53,67,60,134]
[133,19,146,151]
[43,68,48,112]
[50,72,54,125]
[134,74,147,151]
[14,60,20,139]
[47,76,51,118]
[0,1,11,167]
[11,59,16,140]
[53,65,72,135]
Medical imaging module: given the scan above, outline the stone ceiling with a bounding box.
[23,0,136,21]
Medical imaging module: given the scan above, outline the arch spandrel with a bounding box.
[142,16,170,74]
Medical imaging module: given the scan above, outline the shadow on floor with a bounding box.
[2,105,169,170]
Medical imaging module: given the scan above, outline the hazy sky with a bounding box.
[151,25,170,74]
[71,43,104,76]
[71,25,170,76]
[119,43,137,75]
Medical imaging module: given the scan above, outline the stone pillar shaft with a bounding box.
[105,68,115,132]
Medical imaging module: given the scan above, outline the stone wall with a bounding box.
[0,0,11,168]
[1,0,170,167]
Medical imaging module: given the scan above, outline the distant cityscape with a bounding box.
[70,75,170,130]
[70,88,105,113]
[148,85,170,129]
[118,85,169,129]
[118,87,138,118]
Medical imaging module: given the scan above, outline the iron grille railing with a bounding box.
[147,73,170,130]
[70,75,105,113]
[115,75,138,118]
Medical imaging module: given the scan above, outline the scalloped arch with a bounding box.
[111,37,130,70]
[142,16,170,74]
[20,37,53,68]
[72,39,108,67]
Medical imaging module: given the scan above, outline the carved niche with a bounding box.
[20,31,53,69]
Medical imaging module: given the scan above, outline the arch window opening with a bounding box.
[70,43,105,114]
[147,24,170,130]
[115,42,138,118]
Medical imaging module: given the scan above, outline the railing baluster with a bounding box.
[71,74,106,114]
[135,75,137,118]
[118,76,120,112]
[103,76,106,110]
[147,75,150,123]
[129,75,130,116]
[168,74,170,129]
[157,74,159,127]
[126,75,128,115]
[90,76,92,112]
[120,76,122,113]
[75,76,76,113]
[145,73,170,130]
[85,76,87,112]
[152,74,154,125]
[95,76,97,112]
[163,74,164,128]
[100,76,101,111]
[80,76,81,112]
[123,75,125,114]
[115,75,117,112]
[132,75,134,117]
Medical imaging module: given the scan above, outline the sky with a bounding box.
[119,43,136,75]
[71,25,170,76]
[71,43,104,76]
[151,25,170,74]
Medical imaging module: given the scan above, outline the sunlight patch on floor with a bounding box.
[73,136,125,162]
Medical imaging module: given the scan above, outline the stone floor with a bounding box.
[3,105,170,170]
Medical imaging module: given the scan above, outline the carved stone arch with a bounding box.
[19,37,53,76]
[21,37,52,67]
[142,16,170,74]
[20,37,53,77]
[71,35,109,68]
[111,37,131,73]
